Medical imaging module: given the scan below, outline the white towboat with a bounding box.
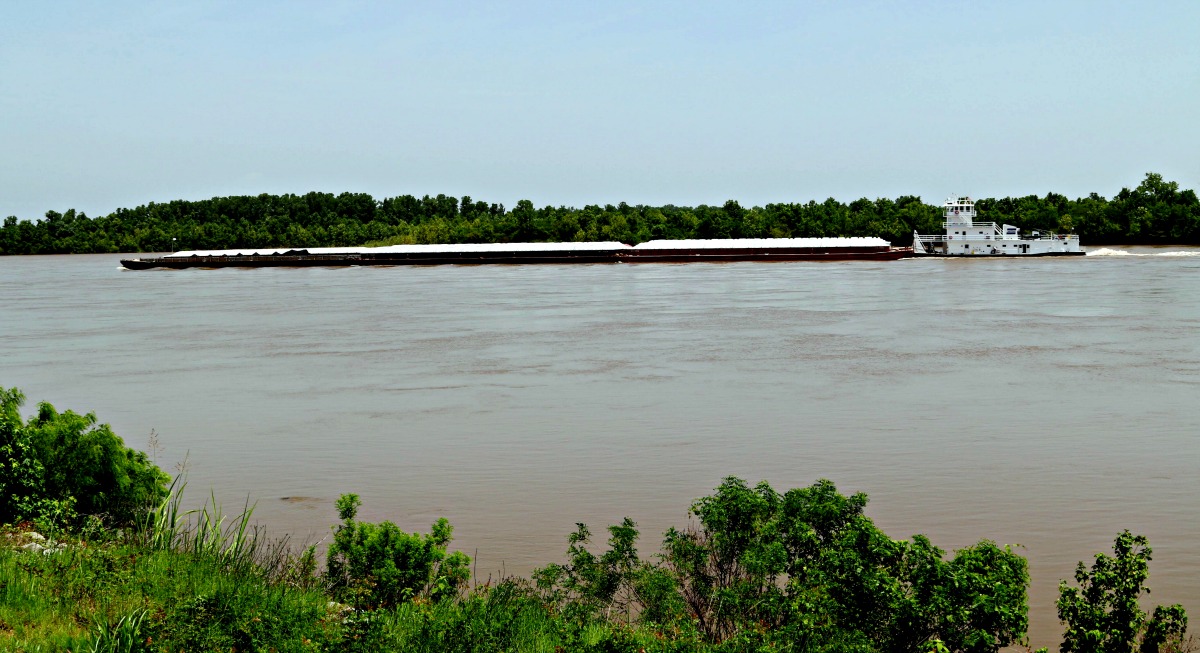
[912,196,1083,256]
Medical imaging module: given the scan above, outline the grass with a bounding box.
[321,581,706,653]
[0,547,696,653]
[0,535,334,652]
[0,482,334,652]
[0,529,703,653]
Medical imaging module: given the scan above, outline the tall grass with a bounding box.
[135,476,314,586]
[1,481,332,651]
[138,478,255,566]
[138,474,188,552]
[90,609,148,653]
[0,534,335,650]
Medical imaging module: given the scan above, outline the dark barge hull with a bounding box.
[623,246,906,263]
[124,249,907,270]
[121,250,623,269]
[120,237,1099,268]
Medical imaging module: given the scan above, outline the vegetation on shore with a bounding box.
[1,386,1191,652]
[2,173,1199,256]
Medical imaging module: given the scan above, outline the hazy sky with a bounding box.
[3,1,1197,219]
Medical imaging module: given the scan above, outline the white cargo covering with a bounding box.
[632,237,890,250]
[167,241,632,257]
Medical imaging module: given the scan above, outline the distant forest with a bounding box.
[2,173,1197,255]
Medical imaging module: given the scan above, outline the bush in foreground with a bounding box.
[1057,530,1188,653]
[326,493,472,609]
[530,477,1030,652]
[0,386,169,529]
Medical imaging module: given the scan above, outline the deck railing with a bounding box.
[941,221,1000,230]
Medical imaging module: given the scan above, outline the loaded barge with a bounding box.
[120,237,907,269]
[624,238,905,263]
[120,242,627,269]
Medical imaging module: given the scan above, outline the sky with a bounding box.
[2,0,1198,220]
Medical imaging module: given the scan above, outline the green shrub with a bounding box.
[0,386,170,528]
[1057,530,1188,653]
[339,609,395,652]
[325,493,471,609]
[660,477,1030,653]
[534,518,648,623]
[935,539,1032,652]
[0,387,57,524]
[530,477,1030,652]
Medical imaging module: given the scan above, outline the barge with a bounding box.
[912,195,1083,256]
[120,237,906,269]
[627,237,904,262]
[120,242,630,269]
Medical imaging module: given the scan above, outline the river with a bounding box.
[2,247,1197,646]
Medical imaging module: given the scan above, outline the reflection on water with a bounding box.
[2,248,1199,646]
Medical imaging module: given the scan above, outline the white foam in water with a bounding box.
[1087,248,1200,257]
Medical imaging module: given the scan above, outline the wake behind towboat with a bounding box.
[119,238,907,269]
[912,195,1084,256]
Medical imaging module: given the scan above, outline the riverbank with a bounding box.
[3,386,1193,652]
[2,493,1189,652]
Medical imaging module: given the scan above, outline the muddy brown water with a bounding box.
[2,247,1197,646]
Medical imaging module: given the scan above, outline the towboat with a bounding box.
[912,196,1083,256]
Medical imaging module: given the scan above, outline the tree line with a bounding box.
[1,173,1197,255]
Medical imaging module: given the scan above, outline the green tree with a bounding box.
[1057,530,1188,653]
[533,518,650,623]
[0,387,169,528]
[512,199,536,241]
[24,399,170,526]
[0,387,55,524]
[661,477,1030,652]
